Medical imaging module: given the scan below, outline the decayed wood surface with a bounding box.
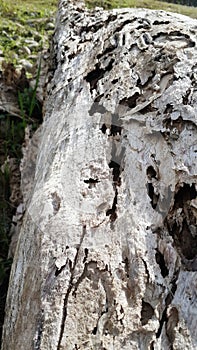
[1,1,197,349]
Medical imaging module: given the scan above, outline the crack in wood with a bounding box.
[57,225,87,349]
[156,270,179,341]
[34,310,44,350]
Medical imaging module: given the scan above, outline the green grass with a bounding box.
[0,0,57,17]
[86,0,197,18]
[0,0,57,67]
[0,0,197,19]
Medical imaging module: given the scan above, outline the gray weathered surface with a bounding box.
[1,1,197,349]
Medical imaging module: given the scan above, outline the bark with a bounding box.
[1,1,197,349]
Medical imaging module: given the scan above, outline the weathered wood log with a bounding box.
[1,1,197,349]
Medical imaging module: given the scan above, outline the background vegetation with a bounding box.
[0,0,57,341]
[86,0,197,17]
[160,0,196,6]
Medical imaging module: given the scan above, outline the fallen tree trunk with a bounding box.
[1,1,197,349]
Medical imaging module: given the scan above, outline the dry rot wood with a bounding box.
[1,1,197,350]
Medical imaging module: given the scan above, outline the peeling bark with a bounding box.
[1,1,197,349]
